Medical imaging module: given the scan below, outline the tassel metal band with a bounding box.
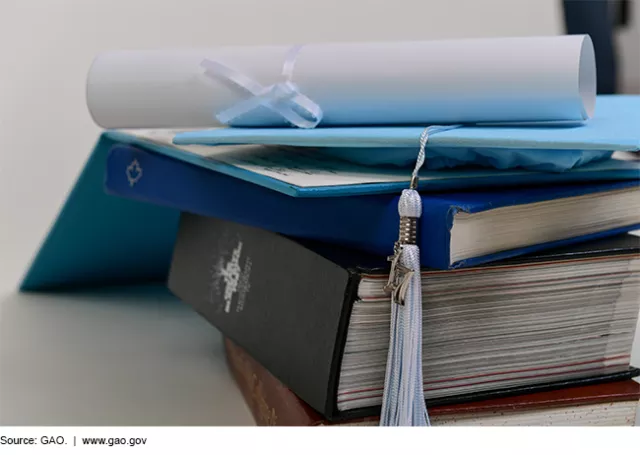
[384,214,419,306]
[398,216,418,245]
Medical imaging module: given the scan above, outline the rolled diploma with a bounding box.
[86,35,595,128]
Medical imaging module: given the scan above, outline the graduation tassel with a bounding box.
[380,126,457,426]
[379,187,427,426]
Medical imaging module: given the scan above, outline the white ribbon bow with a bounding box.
[200,46,323,129]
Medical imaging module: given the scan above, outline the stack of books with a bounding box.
[96,123,640,425]
[23,36,640,426]
[167,214,640,426]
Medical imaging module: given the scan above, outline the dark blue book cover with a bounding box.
[105,145,640,270]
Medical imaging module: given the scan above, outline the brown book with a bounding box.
[225,338,640,426]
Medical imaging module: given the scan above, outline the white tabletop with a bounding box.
[0,285,254,426]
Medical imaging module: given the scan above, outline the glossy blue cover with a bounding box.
[104,131,640,198]
[19,136,180,291]
[103,144,640,270]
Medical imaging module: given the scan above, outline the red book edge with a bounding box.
[224,338,640,426]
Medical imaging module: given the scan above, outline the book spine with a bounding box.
[224,338,323,426]
[166,211,355,416]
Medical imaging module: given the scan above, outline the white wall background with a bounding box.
[0,0,565,292]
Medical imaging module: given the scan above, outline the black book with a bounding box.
[168,213,640,421]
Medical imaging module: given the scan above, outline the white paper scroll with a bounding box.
[86,35,596,129]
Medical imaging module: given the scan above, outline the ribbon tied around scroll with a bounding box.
[200,46,323,129]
